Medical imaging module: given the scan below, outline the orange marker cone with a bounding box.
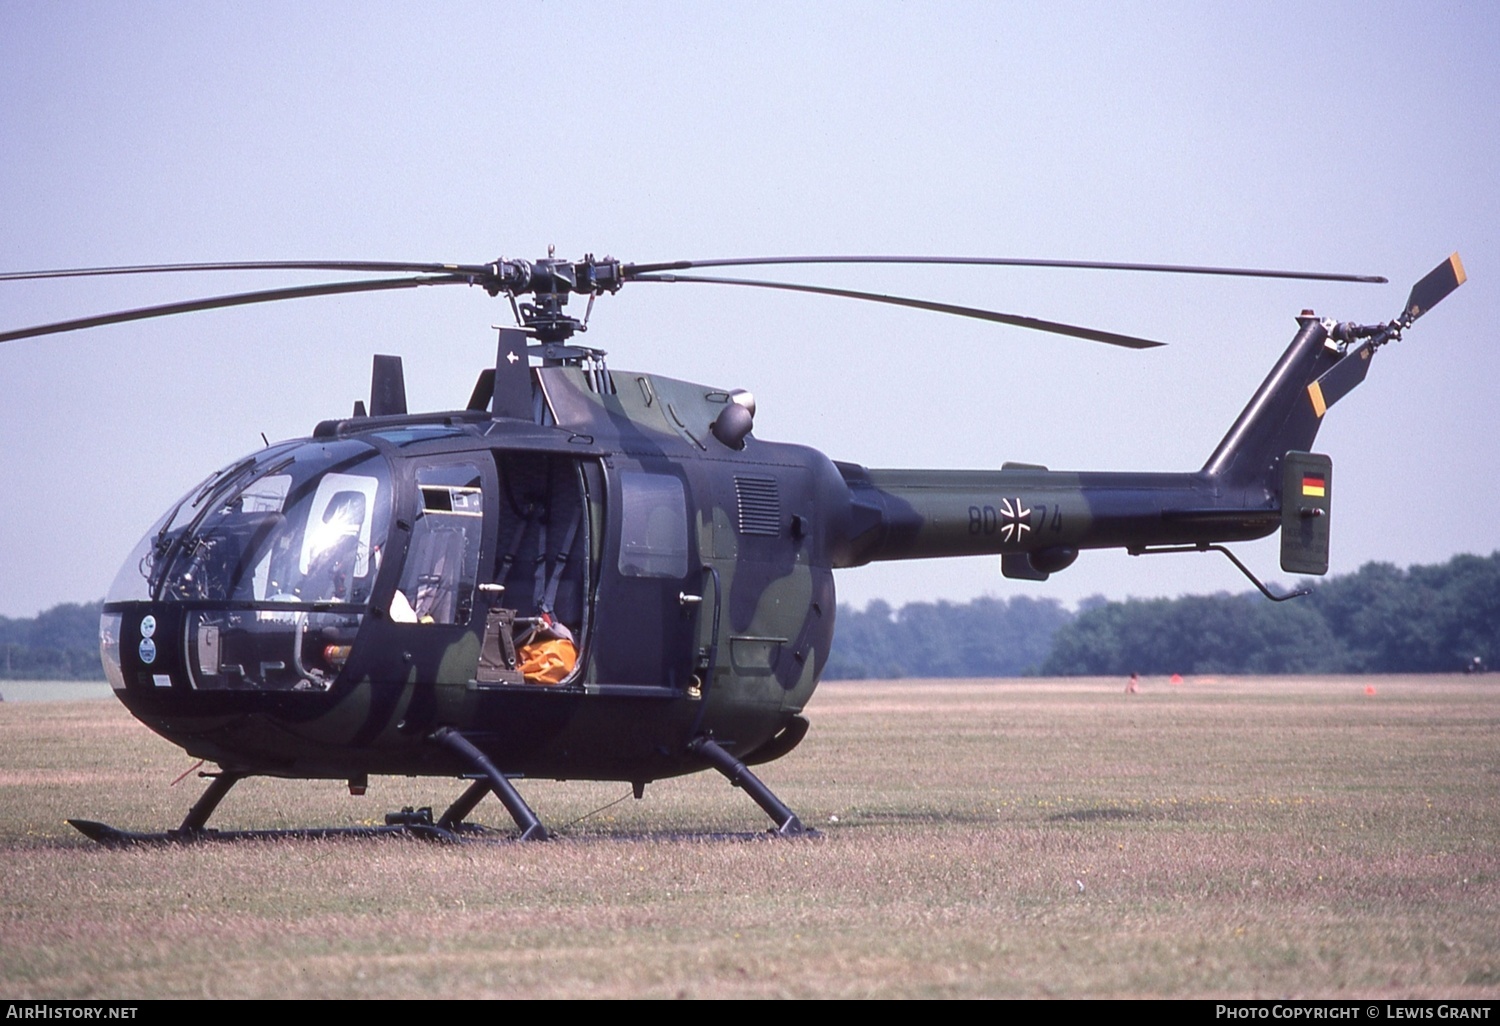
[1364,685,1376,696]
[1170,673,1183,686]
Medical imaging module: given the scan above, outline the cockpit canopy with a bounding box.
[107,439,392,608]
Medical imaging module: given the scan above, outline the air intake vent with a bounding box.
[734,475,781,536]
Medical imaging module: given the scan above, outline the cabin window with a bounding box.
[617,471,689,579]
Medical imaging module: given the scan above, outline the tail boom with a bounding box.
[832,465,1279,571]
[832,314,1341,575]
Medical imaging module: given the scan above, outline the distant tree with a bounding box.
[824,595,1072,679]
[1425,553,1500,670]
[0,601,105,680]
[1044,552,1500,676]
[824,599,908,679]
[1307,562,1423,672]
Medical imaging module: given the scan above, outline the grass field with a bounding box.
[1,676,1496,999]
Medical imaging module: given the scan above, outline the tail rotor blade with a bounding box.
[1309,252,1467,418]
[1307,342,1376,418]
[1403,253,1466,323]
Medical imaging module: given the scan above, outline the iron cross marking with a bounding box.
[1000,497,1031,543]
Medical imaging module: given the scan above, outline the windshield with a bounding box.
[107,439,392,607]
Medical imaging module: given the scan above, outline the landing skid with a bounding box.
[70,728,554,847]
[431,727,548,840]
[68,733,812,845]
[689,736,813,836]
[66,816,460,846]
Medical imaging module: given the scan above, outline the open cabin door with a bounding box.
[474,451,597,687]
[381,451,597,689]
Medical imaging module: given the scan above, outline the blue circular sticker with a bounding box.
[138,637,157,664]
[140,614,157,639]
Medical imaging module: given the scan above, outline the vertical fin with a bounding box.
[1202,316,1338,490]
[369,354,407,417]
[490,327,533,419]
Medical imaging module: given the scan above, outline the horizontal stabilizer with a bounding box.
[1307,341,1375,418]
[1405,253,1465,323]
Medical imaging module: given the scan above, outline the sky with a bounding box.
[0,1,1495,619]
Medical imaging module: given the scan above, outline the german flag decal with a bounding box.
[1301,475,1326,498]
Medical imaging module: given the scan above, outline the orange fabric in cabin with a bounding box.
[518,638,576,685]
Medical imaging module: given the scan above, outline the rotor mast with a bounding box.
[482,254,624,346]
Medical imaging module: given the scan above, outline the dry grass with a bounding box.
[0,676,1497,998]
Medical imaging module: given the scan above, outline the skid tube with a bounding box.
[67,770,461,846]
[689,736,810,836]
[431,727,549,840]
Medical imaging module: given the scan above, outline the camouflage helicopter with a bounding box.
[0,252,1466,842]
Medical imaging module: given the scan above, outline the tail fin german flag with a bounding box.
[1281,452,1332,574]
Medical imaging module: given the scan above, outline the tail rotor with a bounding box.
[1307,253,1465,418]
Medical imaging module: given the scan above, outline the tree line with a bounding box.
[825,551,1500,678]
[4,551,1495,680]
[0,602,107,680]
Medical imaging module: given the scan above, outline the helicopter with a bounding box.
[0,251,1466,843]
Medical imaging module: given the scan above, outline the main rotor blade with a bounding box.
[626,255,1388,284]
[630,272,1167,349]
[0,260,496,283]
[4,253,1391,286]
[0,274,467,343]
[1403,253,1465,322]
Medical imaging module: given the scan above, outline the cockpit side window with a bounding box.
[294,473,378,598]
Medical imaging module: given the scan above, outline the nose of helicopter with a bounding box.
[99,437,393,694]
